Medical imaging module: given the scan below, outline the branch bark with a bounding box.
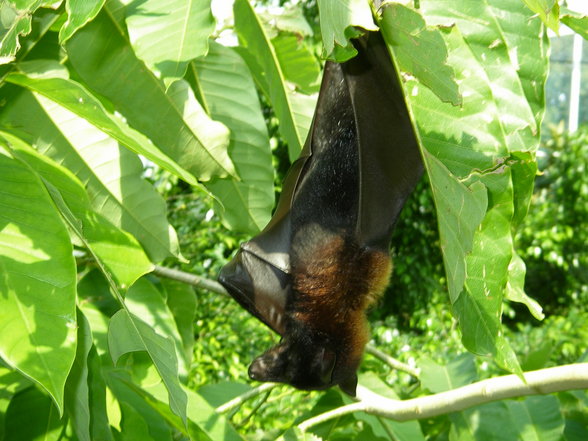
[298,363,588,431]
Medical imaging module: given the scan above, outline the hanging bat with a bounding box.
[219,31,423,396]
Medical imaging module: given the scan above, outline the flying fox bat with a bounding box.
[218,31,423,396]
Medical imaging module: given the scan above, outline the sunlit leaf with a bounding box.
[193,41,274,233]
[0,88,181,262]
[234,0,312,161]
[125,0,215,84]
[317,0,377,60]
[380,4,460,105]
[108,310,187,425]
[3,131,153,288]
[65,7,235,181]
[0,141,76,414]
[59,0,106,43]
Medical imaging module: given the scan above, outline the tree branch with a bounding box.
[298,363,588,431]
[365,345,419,377]
[153,264,227,296]
[216,382,277,414]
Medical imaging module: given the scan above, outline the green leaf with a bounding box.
[423,151,487,304]
[87,346,114,441]
[383,0,548,374]
[0,366,31,438]
[161,279,196,366]
[125,0,215,84]
[65,7,235,181]
[193,41,275,233]
[521,0,559,33]
[64,310,94,441]
[105,371,174,441]
[3,131,153,288]
[506,395,564,441]
[108,310,188,425]
[0,143,76,414]
[272,34,321,94]
[450,402,519,441]
[0,88,181,263]
[257,3,313,37]
[59,0,106,43]
[234,0,310,161]
[140,381,244,441]
[3,387,63,441]
[125,278,189,379]
[419,353,477,393]
[118,402,156,441]
[379,3,461,105]
[505,252,544,320]
[6,63,201,186]
[0,0,46,64]
[561,7,588,40]
[316,0,377,60]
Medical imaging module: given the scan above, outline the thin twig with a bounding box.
[216,382,278,414]
[298,363,588,431]
[365,345,419,377]
[236,389,273,428]
[153,265,228,296]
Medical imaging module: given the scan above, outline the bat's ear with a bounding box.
[318,347,336,384]
[338,373,358,397]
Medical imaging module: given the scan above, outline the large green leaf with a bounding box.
[125,0,215,84]
[161,279,196,366]
[521,0,559,32]
[271,34,321,94]
[382,1,547,373]
[105,370,174,441]
[64,310,94,441]
[505,395,564,441]
[450,402,519,441]
[379,3,460,106]
[3,387,63,441]
[6,62,200,186]
[118,402,157,441]
[0,366,31,438]
[423,151,487,304]
[108,310,187,425]
[0,0,49,64]
[137,381,244,441]
[3,131,153,288]
[65,7,235,181]
[124,278,189,379]
[450,396,564,441]
[419,353,477,393]
[561,7,588,40]
[0,88,180,263]
[60,0,106,43]
[193,41,274,233]
[234,0,311,161]
[0,143,76,414]
[316,0,377,59]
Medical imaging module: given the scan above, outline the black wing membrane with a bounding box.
[218,31,423,335]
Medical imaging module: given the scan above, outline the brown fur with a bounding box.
[290,225,392,365]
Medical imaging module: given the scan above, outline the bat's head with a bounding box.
[247,334,359,396]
